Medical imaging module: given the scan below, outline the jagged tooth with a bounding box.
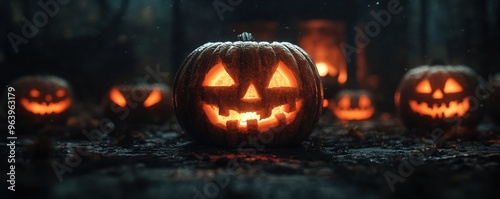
[275,113,286,126]
[260,108,272,119]
[227,120,239,132]
[284,104,291,112]
[219,106,230,116]
[288,101,296,112]
[246,119,258,132]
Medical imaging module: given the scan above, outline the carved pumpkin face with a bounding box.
[173,36,323,147]
[330,90,374,121]
[201,61,303,132]
[11,75,73,126]
[395,65,484,130]
[103,83,172,124]
[298,20,347,97]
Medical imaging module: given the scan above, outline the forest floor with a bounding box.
[2,105,500,199]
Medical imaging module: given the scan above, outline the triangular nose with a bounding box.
[45,95,53,102]
[432,89,444,99]
[242,84,261,102]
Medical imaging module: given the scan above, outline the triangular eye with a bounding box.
[358,95,371,107]
[267,61,298,88]
[110,88,127,107]
[202,62,235,87]
[56,89,66,97]
[443,78,463,93]
[30,89,40,97]
[338,96,350,108]
[415,79,432,93]
[144,89,162,107]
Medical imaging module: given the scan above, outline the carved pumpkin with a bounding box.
[395,65,484,131]
[173,33,323,147]
[298,20,347,97]
[11,75,73,126]
[103,83,172,124]
[330,90,375,121]
[490,73,500,123]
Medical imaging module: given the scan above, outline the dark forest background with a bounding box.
[1,0,499,112]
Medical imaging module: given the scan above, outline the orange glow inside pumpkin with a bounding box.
[241,84,261,102]
[416,79,432,94]
[267,62,298,88]
[202,62,235,87]
[110,88,127,107]
[432,89,444,99]
[143,88,162,107]
[30,89,40,97]
[56,89,66,97]
[202,101,302,132]
[409,98,470,119]
[333,95,374,120]
[410,77,469,118]
[202,61,301,132]
[21,89,71,115]
[444,78,463,93]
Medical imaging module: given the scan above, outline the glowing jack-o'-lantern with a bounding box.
[395,65,484,131]
[173,33,323,147]
[329,90,374,121]
[299,20,347,95]
[10,75,73,126]
[103,83,172,124]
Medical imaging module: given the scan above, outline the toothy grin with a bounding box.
[20,98,72,115]
[202,100,302,132]
[333,108,374,121]
[409,97,470,119]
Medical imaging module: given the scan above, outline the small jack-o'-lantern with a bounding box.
[489,73,500,123]
[103,83,172,124]
[298,20,347,97]
[173,33,323,147]
[395,65,484,131]
[329,90,374,121]
[11,75,73,126]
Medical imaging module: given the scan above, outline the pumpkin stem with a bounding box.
[237,32,255,42]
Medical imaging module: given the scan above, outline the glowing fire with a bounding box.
[409,98,470,119]
[315,62,347,84]
[316,62,329,77]
[202,101,302,132]
[20,98,72,115]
